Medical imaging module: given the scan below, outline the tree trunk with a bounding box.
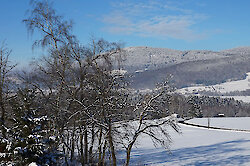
[98,127,103,166]
[70,123,76,161]
[101,140,107,165]
[125,145,132,166]
[89,124,95,164]
[108,122,116,166]
[79,126,85,165]
[125,139,137,166]
[84,122,88,164]
[63,144,69,166]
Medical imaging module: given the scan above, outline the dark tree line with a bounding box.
[170,94,250,118]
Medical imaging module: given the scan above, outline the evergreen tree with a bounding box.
[7,88,59,165]
[188,96,203,118]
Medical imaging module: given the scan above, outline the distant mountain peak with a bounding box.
[221,46,250,54]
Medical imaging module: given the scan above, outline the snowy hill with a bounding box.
[123,46,228,73]
[221,46,250,55]
[176,72,250,103]
[121,46,250,89]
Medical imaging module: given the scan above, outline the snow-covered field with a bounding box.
[188,117,250,130]
[118,117,250,165]
[177,72,250,103]
[178,72,250,94]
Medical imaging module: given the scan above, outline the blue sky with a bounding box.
[1,0,250,67]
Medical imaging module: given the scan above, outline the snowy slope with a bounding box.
[177,72,250,94]
[123,46,228,72]
[176,72,250,103]
[221,46,250,55]
[123,46,250,74]
[122,46,250,89]
[118,118,250,165]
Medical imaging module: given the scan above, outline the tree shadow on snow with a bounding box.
[117,139,250,165]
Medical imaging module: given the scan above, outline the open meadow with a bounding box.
[117,117,250,165]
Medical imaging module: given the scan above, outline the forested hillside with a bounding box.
[120,46,250,89]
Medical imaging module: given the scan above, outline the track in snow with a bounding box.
[180,121,250,133]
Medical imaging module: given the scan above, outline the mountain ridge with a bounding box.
[120,46,250,89]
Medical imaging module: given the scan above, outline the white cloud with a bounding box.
[101,1,208,41]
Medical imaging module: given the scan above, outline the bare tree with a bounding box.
[0,42,16,139]
[22,1,180,166]
[115,81,180,166]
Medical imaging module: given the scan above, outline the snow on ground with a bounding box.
[178,72,250,94]
[188,117,250,130]
[28,162,38,166]
[118,117,250,165]
[177,72,250,103]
